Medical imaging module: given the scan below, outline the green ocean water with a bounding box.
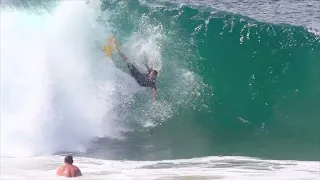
[98,0,320,161]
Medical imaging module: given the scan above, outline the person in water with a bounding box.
[118,50,158,101]
[57,155,82,178]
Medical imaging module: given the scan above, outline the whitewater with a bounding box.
[1,0,319,179]
[1,0,135,157]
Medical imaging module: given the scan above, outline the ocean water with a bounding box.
[1,0,320,179]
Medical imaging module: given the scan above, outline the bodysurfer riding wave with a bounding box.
[118,50,158,101]
[104,37,158,101]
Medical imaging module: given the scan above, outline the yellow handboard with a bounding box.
[103,36,120,60]
[104,45,113,56]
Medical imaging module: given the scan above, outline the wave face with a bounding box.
[98,0,320,161]
[1,0,320,160]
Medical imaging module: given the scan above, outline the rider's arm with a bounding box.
[143,55,153,72]
[144,64,152,72]
[153,87,158,101]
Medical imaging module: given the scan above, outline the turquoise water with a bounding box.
[98,0,320,161]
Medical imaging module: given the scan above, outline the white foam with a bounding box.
[0,0,140,157]
[0,0,208,157]
[1,156,318,180]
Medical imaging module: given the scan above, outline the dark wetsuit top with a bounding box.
[127,63,156,88]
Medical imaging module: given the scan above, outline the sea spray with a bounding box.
[0,0,138,157]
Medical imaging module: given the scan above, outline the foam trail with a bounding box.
[0,0,139,157]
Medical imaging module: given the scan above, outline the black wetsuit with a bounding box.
[127,63,156,88]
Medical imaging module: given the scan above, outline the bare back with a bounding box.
[57,164,82,177]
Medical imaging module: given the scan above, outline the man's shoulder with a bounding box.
[72,165,80,170]
[58,165,65,170]
[72,165,82,175]
[57,165,66,175]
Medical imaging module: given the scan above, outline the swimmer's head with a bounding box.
[149,69,158,79]
[64,155,73,164]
